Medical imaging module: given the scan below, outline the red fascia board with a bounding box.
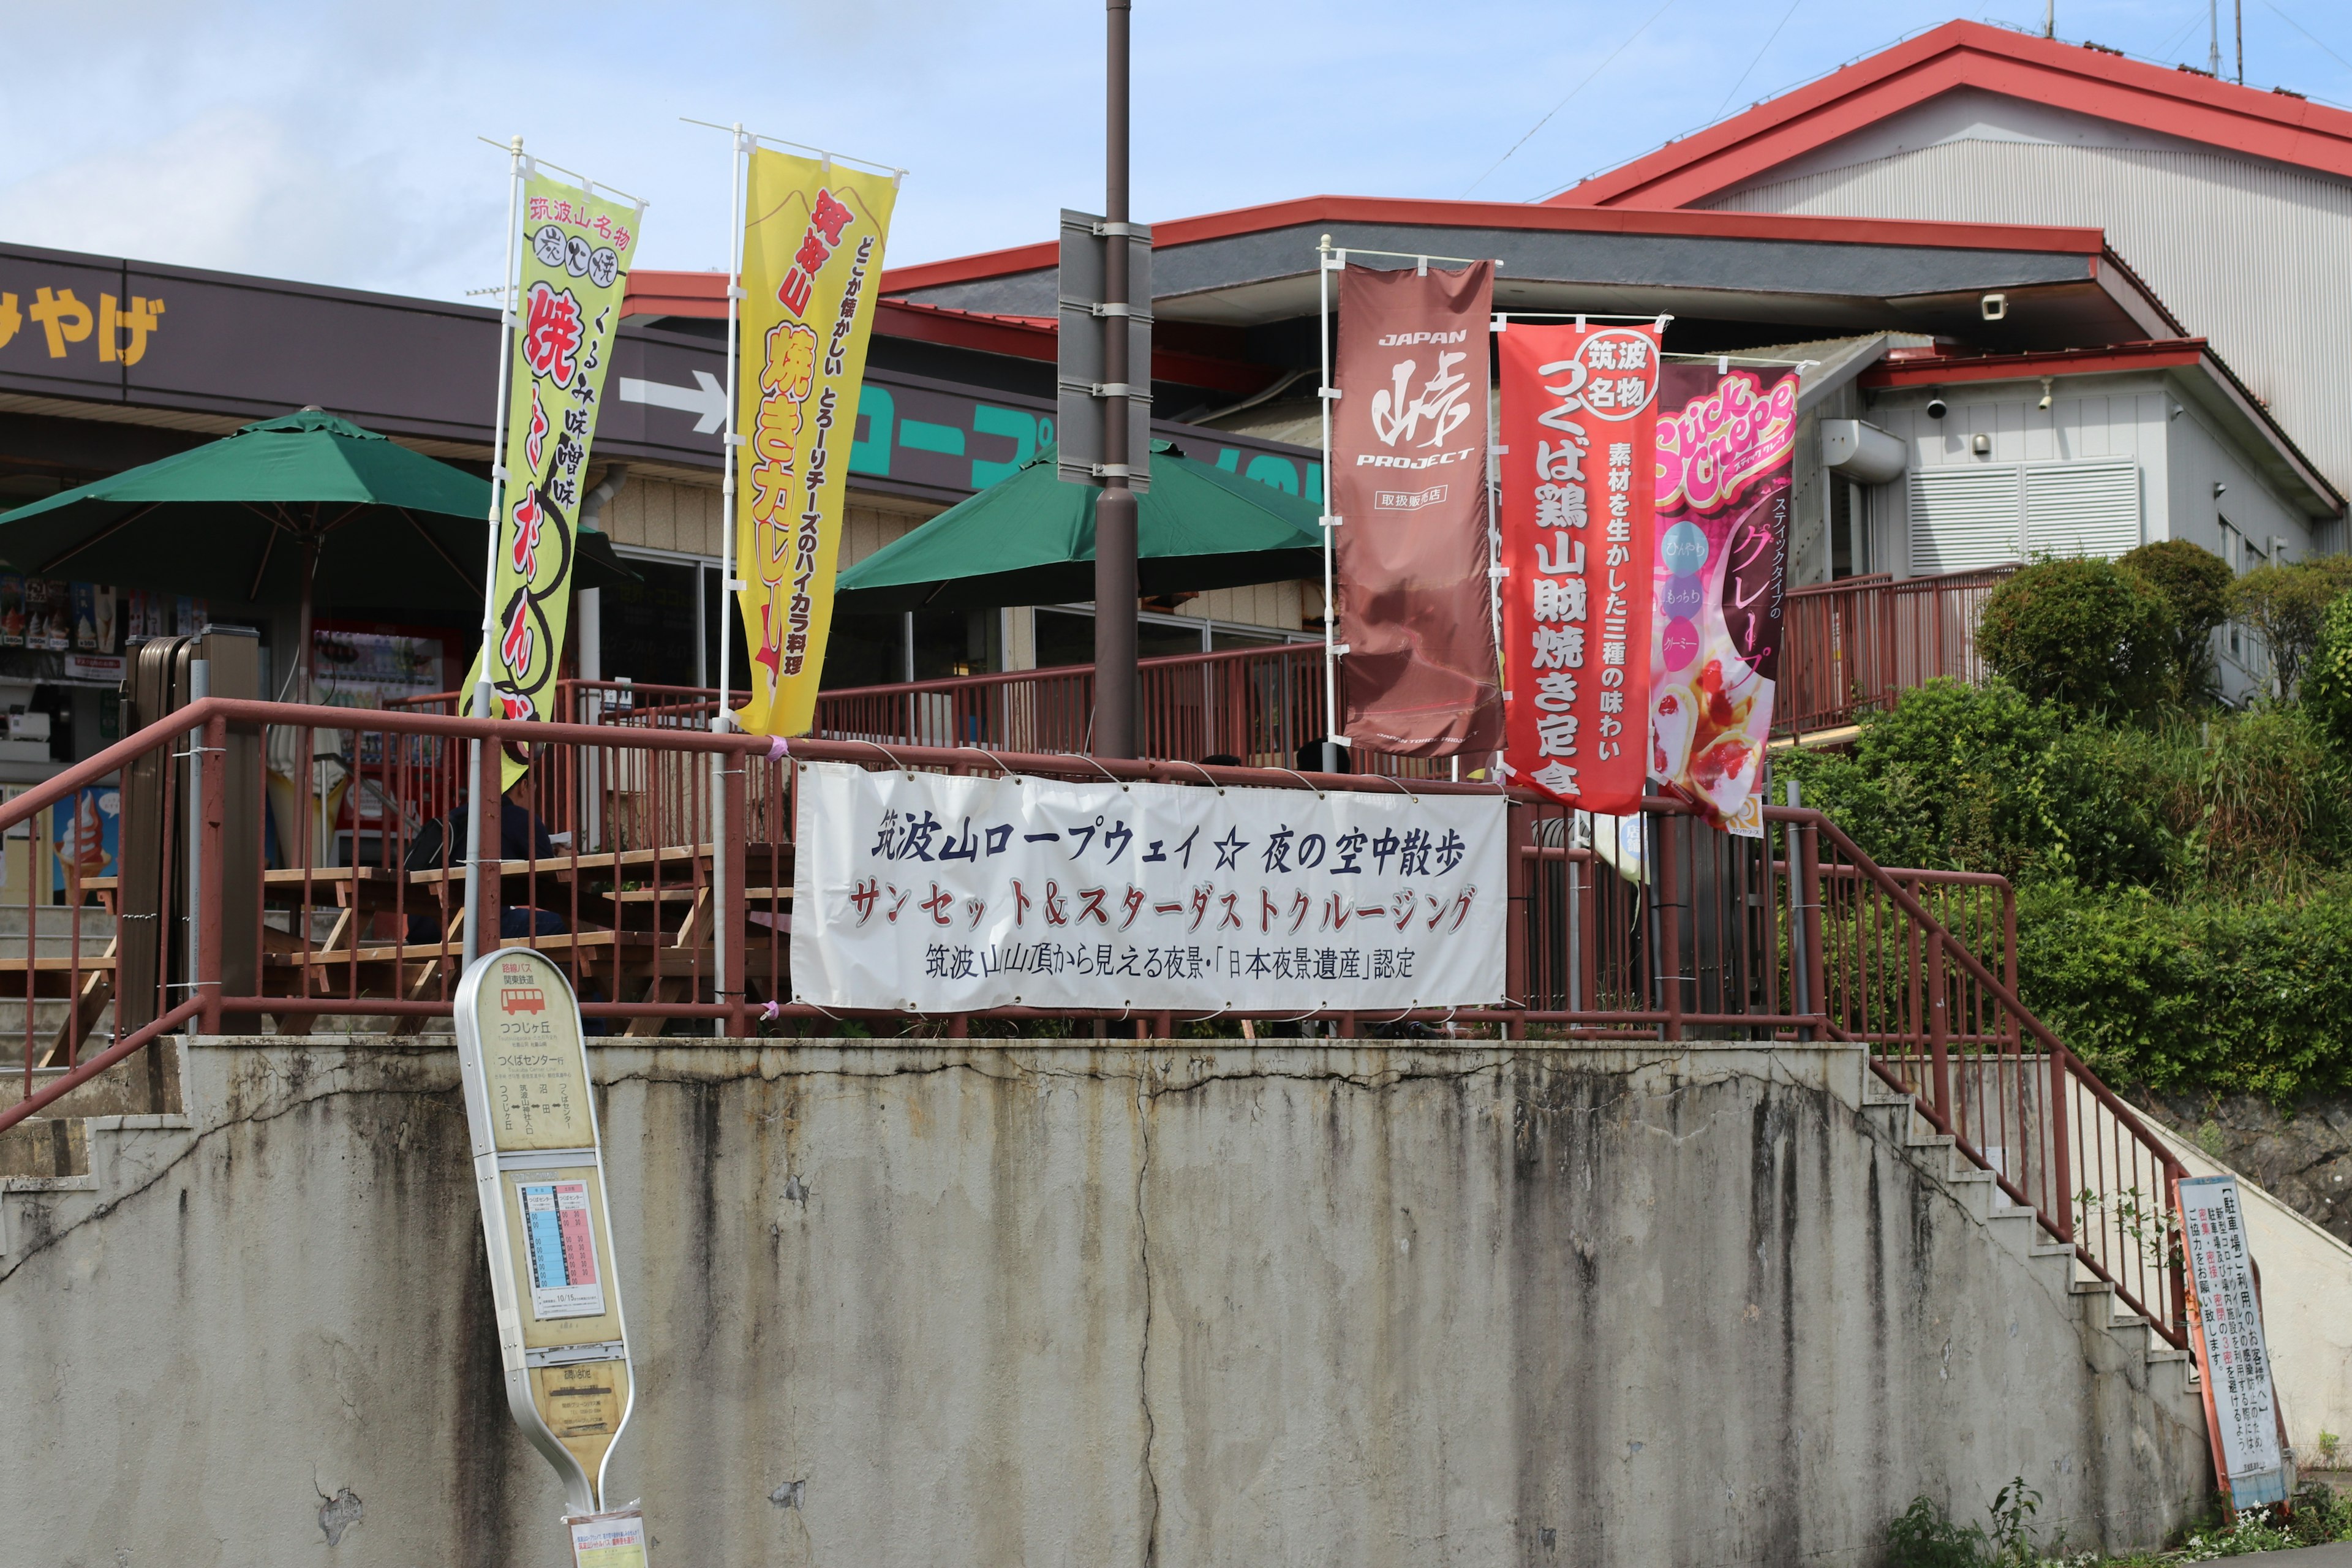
[1860,339,2206,387]
[1558,21,2352,209]
[622,273,1274,394]
[876,298,1056,360]
[876,193,2104,296]
[622,270,729,318]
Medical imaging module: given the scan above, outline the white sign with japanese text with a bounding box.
[791,762,1509,1014]
[2179,1174,2288,1509]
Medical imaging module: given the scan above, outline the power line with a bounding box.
[1461,0,1678,198]
[2260,0,2352,75]
[1711,0,1807,125]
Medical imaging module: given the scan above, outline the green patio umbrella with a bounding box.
[0,408,635,693]
[835,440,1325,611]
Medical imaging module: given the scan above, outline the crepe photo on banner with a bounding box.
[1330,260,1502,758]
[1496,321,1662,813]
[1647,364,1798,836]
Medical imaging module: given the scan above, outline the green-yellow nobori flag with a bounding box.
[468,173,642,785]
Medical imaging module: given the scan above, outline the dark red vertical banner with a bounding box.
[1331,262,1501,758]
[1497,323,1662,813]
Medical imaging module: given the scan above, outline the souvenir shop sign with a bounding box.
[791,762,1507,1014]
[733,148,898,738]
[1647,365,1798,836]
[472,173,641,783]
[1497,322,1662,814]
[1329,260,1501,758]
[2179,1174,2289,1510]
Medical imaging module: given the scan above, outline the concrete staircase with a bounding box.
[1857,1078,2202,1417]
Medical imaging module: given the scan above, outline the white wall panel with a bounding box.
[1705,137,2352,494]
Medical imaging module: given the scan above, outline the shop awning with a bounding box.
[834,442,1324,612]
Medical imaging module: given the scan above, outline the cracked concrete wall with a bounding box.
[1,1038,2210,1567]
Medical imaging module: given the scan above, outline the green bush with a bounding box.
[1779,679,2171,889]
[2016,879,2352,1101]
[2304,592,2352,756]
[1977,556,2172,716]
[2120,539,2232,705]
[2229,556,2352,699]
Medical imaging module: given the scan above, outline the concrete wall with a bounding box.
[0,1037,2211,1567]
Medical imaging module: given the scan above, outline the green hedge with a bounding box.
[2015,881,2352,1101]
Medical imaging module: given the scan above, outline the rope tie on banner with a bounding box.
[1074,755,1126,788]
[858,741,911,774]
[1174,760,1225,792]
[957,746,1014,779]
[766,737,790,762]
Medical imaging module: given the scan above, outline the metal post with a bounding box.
[1090,0,1138,760]
[1784,779,1811,1039]
[1928,927,1953,1133]
[184,658,208,1037]
[466,135,527,971]
[1657,814,1683,1042]
[718,752,748,1037]
[199,714,227,1035]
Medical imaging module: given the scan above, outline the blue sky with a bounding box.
[4,0,2348,301]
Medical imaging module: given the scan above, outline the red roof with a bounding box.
[1553,20,2352,209]
[875,191,2106,296]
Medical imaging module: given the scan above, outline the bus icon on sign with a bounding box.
[501,987,546,1016]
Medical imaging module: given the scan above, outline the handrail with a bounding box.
[4,687,2178,1346]
[0,996,203,1137]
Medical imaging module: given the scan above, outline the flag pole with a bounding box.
[715,124,747,733]
[1317,234,1340,773]
[465,134,526,972]
[710,123,748,1039]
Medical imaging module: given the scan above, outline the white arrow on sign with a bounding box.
[617,369,728,434]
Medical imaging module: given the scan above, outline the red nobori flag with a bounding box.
[1331,261,1502,758]
[1498,322,1662,813]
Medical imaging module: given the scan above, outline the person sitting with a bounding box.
[404,782,566,941]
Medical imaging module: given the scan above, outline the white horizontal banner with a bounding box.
[791,761,1509,1014]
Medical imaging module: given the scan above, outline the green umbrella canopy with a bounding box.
[0,408,633,620]
[835,440,1325,612]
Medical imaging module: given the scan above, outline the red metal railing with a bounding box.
[0,696,2184,1344]
[1777,565,2017,736]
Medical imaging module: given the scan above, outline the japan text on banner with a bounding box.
[1497,322,1662,813]
[734,149,897,737]
[1331,262,1502,758]
[791,762,1508,1013]
[1647,363,1798,837]
[475,175,639,783]
[2178,1175,2289,1510]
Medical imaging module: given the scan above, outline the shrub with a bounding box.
[2228,556,2352,699]
[2120,539,2233,704]
[2304,592,2352,755]
[1778,679,2171,889]
[1977,556,2171,716]
[2016,879,2352,1101]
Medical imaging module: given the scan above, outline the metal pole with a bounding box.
[1317,234,1340,772]
[466,135,526,971]
[712,123,749,1032]
[184,657,208,1038]
[2235,0,2244,82]
[2209,0,2221,77]
[1091,0,1138,760]
[1785,778,1812,1039]
[2044,0,2053,38]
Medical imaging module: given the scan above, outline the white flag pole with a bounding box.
[464,134,526,972]
[1317,235,1340,772]
[711,124,749,1038]
[715,124,748,734]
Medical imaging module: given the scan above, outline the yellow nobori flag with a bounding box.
[470,173,640,785]
[734,149,896,736]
